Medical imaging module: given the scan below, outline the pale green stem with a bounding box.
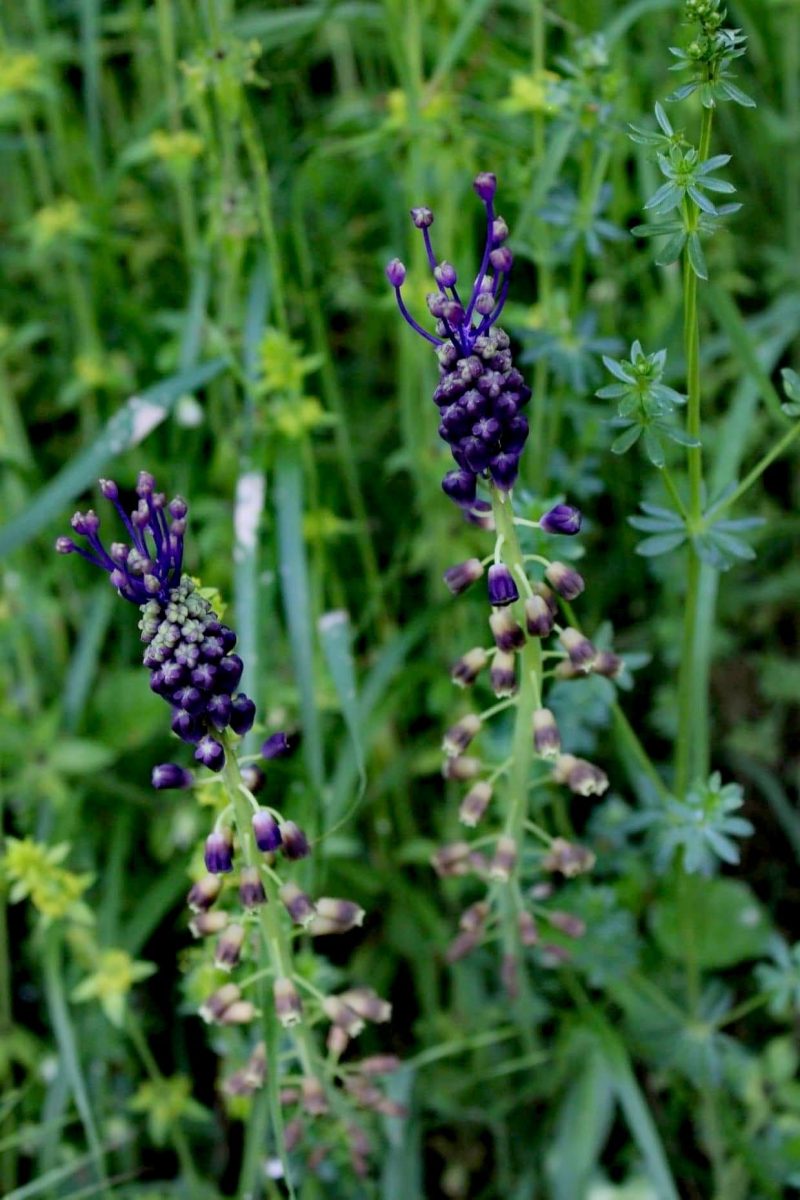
[127,1014,198,1188]
[675,103,714,797]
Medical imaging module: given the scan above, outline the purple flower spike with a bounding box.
[204,829,234,874]
[387,176,531,506]
[252,808,282,852]
[540,505,583,536]
[261,731,296,760]
[195,735,225,772]
[152,762,194,790]
[385,258,406,287]
[487,563,519,608]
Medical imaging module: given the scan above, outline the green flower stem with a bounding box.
[126,1014,198,1188]
[0,792,15,1197]
[491,488,544,1044]
[675,103,715,797]
[42,929,112,1199]
[220,741,317,1081]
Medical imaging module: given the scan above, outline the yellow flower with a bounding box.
[501,70,563,116]
[129,1076,208,1145]
[0,50,41,98]
[149,129,204,168]
[1,838,93,925]
[72,949,155,1027]
[259,328,321,396]
[26,199,90,253]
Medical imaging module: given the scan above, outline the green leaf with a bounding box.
[611,425,642,454]
[546,1039,614,1200]
[0,359,225,559]
[318,609,366,815]
[643,427,665,467]
[650,876,772,969]
[636,531,686,557]
[686,232,708,280]
[49,738,115,775]
[274,444,325,794]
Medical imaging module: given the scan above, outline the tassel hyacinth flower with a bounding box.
[58,474,399,1175]
[389,176,612,988]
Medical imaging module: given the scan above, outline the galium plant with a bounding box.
[57,474,400,1187]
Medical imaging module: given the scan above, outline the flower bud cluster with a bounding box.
[433,506,612,978]
[387,174,532,508]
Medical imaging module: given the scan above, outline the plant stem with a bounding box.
[675,103,714,796]
[491,488,543,1044]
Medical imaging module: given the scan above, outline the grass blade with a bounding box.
[0,359,226,559]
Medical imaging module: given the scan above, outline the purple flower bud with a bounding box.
[545,561,585,600]
[525,594,555,638]
[410,206,434,228]
[215,654,244,694]
[434,261,457,287]
[191,662,216,690]
[475,293,495,316]
[442,300,465,324]
[492,216,509,243]
[451,646,488,687]
[204,828,234,874]
[152,762,194,790]
[55,537,76,554]
[136,470,155,496]
[195,735,225,771]
[385,258,406,287]
[238,866,266,909]
[487,563,519,607]
[206,693,232,730]
[261,731,295,760]
[171,708,202,743]
[532,708,561,759]
[427,292,446,318]
[280,820,310,860]
[503,416,529,452]
[229,694,256,735]
[173,685,204,714]
[540,504,582,536]
[99,478,119,500]
[187,874,223,913]
[473,172,497,202]
[443,558,484,595]
[252,808,282,852]
[442,470,477,504]
[169,496,188,519]
[489,452,519,492]
[71,510,100,536]
[489,246,513,272]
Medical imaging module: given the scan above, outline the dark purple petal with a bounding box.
[487,563,519,607]
[152,763,194,790]
[539,504,582,536]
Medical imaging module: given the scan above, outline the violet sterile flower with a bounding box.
[387,173,532,509]
[57,473,279,776]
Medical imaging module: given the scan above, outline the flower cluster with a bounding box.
[59,473,266,778]
[386,173,531,506]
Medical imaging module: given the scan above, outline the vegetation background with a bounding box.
[1,0,799,1197]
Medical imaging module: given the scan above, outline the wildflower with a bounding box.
[443,713,482,756]
[490,650,517,697]
[539,504,582,535]
[490,836,517,881]
[252,808,282,852]
[459,780,493,827]
[442,755,481,782]
[451,646,488,687]
[518,911,539,947]
[189,910,229,938]
[204,828,234,874]
[487,563,519,607]
[443,558,484,594]
[310,899,366,936]
[558,627,597,672]
[273,977,303,1026]
[545,561,585,600]
[387,174,532,508]
[541,838,596,877]
[280,881,316,926]
[532,708,561,758]
[214,922,246,970]
[151,762,194,790]
[186,874,222,913]
[238,866,266,908]
[72,949,155,1027]
[431,842,473,877]
[525,593,556,637]
[58,474,258,775]
[261,730,296,759]
[552,754,609,797]
[489,608,526,651]
[279,820,310,860]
